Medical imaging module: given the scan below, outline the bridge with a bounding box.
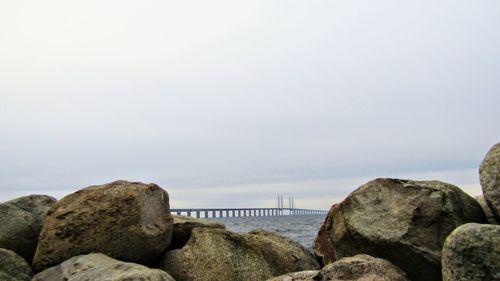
[170,208,327,218]
[171,195,328,218]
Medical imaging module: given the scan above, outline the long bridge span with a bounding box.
[170,207,328,218]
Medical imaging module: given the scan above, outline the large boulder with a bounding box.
[157,228,320,281]
[475,195,498,224]
[313,178,486,281]
[0,195,56,262]
[170,215,225,249]
[0,248,33,281]
[480,142,500,222]
[313,204,337,265]
[32,253,175,281]
[268,255,409,281]
[33,180,174,272]
[442,223,500,281]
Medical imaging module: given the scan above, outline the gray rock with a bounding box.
[442,223,500,281]
[157,228,320,281]
[475,195,498,224]
[170,215,225,249]
[0,248,33,281]
[32,253,175,281]
[313,178,486,281]
[0,195,56,262]
[268,255,409,281]
[33,180,174,272]
[480,142,500,222]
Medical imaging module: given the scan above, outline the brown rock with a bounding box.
[312,204,337,266]
[33,180,173,272]
[313,178,486,281]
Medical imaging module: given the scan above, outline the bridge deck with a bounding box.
[170,207,328,218]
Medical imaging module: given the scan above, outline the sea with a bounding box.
[210,215,326,251]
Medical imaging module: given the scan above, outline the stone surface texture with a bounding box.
[32,253,175,281]
[33,180,173,272]
[313,178,486,281]
[318,254,410,281]
[268,255,409,281]
[475,195,498,224]
[158,228,320,281]
[480,142,500,222]
[170,214,225,249]
[0,248,34,281]
[442,223,500,281]
[266,270,320,281]
[0,195,56,262]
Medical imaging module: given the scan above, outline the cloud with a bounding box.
[0,1,498,207]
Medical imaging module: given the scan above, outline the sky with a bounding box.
[1,1,499,209]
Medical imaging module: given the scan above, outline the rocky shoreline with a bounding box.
[0,143,498,281]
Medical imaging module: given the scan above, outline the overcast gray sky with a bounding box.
[1,1,499,209]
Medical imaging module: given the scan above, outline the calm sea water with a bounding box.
[211,215,326,250]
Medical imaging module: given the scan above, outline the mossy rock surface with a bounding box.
[158,228,320,281]
[170,215,225,249]
[480,142,500,222]
[442,223,500,281]
[0,248,33,281]
[313,178,486,281]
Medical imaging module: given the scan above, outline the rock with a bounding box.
[0,195,56,262]
[480,142,500,222]
[442,223,500,281]
[266,270,320,281]
[170,215,225,249]
[318,254,410,281]
[32,253,175,281]
[475,195,498,224]
[268,255,409,281]
[157,228,320,281]
[312,204,337,266]
[313,178,486,281]
[33,180,174,272]
[0,248,34,281]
